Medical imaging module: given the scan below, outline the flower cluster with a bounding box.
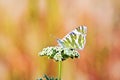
[38,46,80,61]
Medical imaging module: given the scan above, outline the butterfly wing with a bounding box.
[57,26,87,50]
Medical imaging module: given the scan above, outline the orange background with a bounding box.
[0,0,120,80]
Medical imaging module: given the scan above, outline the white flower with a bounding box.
[73,51,80,58]
[54,52,63,61]
[46,47,53,56]
[64,48,73,56]
[38,46,80,61]
[38,50,46,56]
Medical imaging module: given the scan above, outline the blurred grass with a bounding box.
[0,0,120,80]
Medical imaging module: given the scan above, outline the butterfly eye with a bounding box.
[70,32,75,35]
[72,32,75,35]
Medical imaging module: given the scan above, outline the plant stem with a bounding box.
[58,61,62,80]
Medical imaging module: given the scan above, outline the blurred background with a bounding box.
[0,0,120,80]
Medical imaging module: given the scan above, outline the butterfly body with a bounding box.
[57,26,87,50]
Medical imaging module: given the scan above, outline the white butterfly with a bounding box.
[57,26,87,50]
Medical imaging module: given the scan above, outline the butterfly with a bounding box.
[57,26,87,50]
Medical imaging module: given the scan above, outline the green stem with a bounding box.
[58,61,62,80]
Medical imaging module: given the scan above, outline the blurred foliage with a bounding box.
[37,74,58,80]
[0,0,120,80]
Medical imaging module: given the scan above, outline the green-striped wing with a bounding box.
[57,26,87,50]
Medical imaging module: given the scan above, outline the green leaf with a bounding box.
[36,78,43,80]
[44,74,49,80]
